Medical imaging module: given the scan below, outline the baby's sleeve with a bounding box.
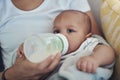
[92,35,109,46]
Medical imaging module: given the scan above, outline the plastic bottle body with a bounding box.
[24,33,68,63]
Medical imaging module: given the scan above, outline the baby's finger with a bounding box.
[86,62,93,73]
[76,60,81,70]
[81,61,87,72]
[92,63,98,73]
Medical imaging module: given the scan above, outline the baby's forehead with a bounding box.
[59,10,86,17]
[57,10,88,22]
[57,10,91,32]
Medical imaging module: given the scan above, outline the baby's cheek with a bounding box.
[68,40,80,53]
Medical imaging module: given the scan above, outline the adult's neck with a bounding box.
[12,0,44,11]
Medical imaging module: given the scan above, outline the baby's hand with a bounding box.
[76,56,99,73]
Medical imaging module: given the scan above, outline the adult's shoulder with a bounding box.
[0,0,8,20]
[0,0,7,9]
[0,0,4,12]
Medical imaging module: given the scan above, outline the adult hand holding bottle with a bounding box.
[23,33,68,63]
[2,44,61,80]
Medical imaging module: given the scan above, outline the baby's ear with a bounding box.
[85,33,92,38]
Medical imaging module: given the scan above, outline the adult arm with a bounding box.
[0,73,3,80]
[86,11,102,35]
[0,45,61,80]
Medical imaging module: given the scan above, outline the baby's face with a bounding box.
[53,12,89,53]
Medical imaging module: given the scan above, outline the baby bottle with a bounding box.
[23,33,68,63]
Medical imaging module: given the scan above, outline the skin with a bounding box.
[0,0,113,79]
[53,10,115,73]
[1,44,61,80]
[53,10,92,53]
[77,44,115,73]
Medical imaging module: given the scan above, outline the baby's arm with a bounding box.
[76,44,115,73]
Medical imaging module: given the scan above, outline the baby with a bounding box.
[13,10,114,80]
[53,10,92,54]
[48,10,115,80]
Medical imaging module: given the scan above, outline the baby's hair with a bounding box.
[58,10,92,33]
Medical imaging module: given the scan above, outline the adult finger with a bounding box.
[17,43,25,58]
[47,53,61,72]
[37,55,54,73]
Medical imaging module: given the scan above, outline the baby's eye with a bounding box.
[53,30,60,34]
[67,29,75,33]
